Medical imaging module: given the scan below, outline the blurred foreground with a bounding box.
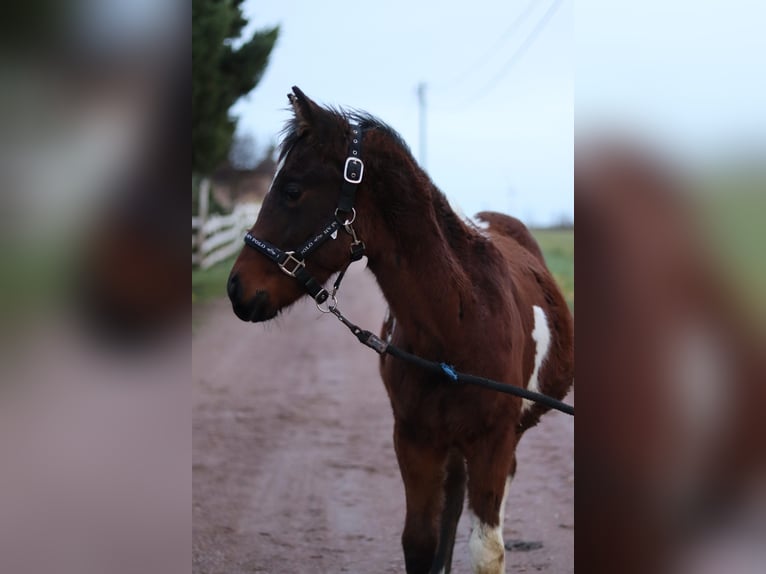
[576,138,765,574]
[1,2,188,574]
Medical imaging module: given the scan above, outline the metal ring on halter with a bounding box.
[334,207,356,226]
[316,294,339,313]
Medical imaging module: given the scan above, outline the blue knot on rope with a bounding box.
[440,362,458,381]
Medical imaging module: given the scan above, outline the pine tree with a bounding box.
[192,0,278,175]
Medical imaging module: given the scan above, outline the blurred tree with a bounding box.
[192,0,278,175]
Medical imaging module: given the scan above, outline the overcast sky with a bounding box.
[232,1,765,225]
[232,0,574,226]
[575,2,766,161]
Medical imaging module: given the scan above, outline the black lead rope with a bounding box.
[326,300,575,417]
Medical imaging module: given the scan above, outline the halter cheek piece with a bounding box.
[243,125,366,305]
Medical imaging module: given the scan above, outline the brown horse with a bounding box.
[228,87,574,574]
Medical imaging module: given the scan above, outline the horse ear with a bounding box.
[287,86,320,131]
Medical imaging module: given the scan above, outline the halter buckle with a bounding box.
[278,251,305,278]
[343,157,364,183]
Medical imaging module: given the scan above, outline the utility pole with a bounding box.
[417,82,427,169]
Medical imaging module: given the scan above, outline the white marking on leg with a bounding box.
[523,305,551,413]
[468,509,506,574]
[466,475,511,574]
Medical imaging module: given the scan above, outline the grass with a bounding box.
[696,172,766,327]
[532,228,575,310]
[192,256,237,304]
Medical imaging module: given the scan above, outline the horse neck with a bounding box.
[358,156,478,354]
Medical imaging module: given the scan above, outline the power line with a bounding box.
[433,0,539,92]
[462,0,564,106]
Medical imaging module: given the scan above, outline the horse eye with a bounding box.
[284,184,302,201]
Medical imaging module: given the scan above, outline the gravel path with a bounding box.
[192,264,573,573]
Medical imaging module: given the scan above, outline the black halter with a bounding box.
[243,125,366,304]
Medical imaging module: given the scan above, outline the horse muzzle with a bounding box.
[227,272,277,323]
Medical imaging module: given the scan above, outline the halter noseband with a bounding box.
[243,124,366,305]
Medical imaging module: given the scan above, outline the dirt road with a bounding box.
[192,264,573,573]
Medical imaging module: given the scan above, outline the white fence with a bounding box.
[193,180,260,269]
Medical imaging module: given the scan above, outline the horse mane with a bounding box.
[278,102,491,284]
[347,111,415,160]
[350,112,481,239]
[278,106,415,162]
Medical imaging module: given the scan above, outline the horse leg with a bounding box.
[466,442,517,574]
[431,449,466,574]
[394,424,447,574]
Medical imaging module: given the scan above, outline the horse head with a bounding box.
[228,87,367,322]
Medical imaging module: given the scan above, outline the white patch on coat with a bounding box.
[382,308,397,344]
[387,318,397,344]
[471,217,492,239]
[268,148,290,193]
[456,207,491,239]
[523,305,551,413]
[473,218,490,230]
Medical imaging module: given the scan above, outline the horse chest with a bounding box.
[381,358,518,440]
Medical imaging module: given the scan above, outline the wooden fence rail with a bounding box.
[193,179,260,269]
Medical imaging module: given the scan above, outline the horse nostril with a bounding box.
[227,272,240,301]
